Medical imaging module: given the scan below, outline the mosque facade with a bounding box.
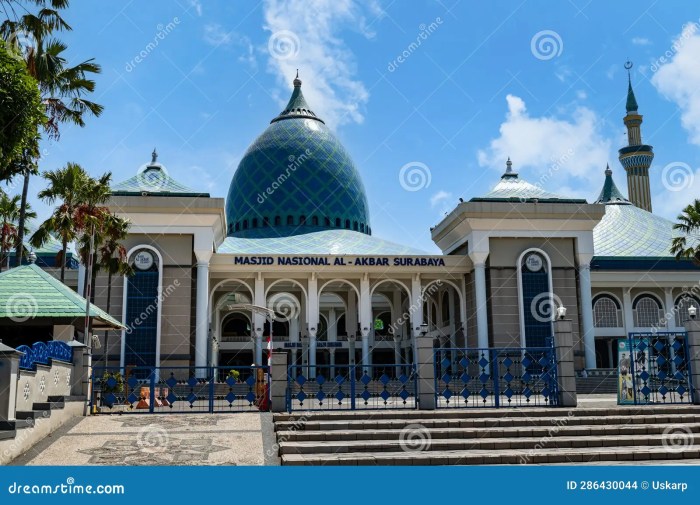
[90,71,700,375]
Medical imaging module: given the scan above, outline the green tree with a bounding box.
[30,161,89,282]
[0,192,36,270]
[0,41,43,174]
[671,200,700,262]
[2,0,103,267]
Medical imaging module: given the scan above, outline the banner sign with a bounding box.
[232,255,446,267]
[617,337,650,405]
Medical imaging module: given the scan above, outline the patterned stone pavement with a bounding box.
[14,413,271,466]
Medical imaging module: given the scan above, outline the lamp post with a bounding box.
[227,303,276,367]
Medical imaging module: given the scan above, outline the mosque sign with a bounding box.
[231,255,446,267]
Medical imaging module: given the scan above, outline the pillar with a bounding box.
[606,339,614,369]
[269,351,288,412]
[254,335,263,366]
[623,288,634,333]
[553,318,577,407]
[415,333,436,410]
[329,349,336,378]
[393,336,402,376]
[308,275,318,379]
[309,332,317,379]
[685,318,700,405]
[361,330,370,373]
[195,253,212,375]
[469,252,489,349]
[349,336,356,366]
[664,288,675,329]
[347,289,358,337]
[0,344,22,422]
[578,261,596,370]
[328,309,337,342]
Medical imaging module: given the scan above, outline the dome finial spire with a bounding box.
[501,157,518,179]
[293,69,301,88]
[151,148,158,164]
[624,61,638,113]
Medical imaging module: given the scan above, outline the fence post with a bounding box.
[553,318,577,408]
[685,318,700,405]
[416,334,436,410]
[269,351,288,413]
[67,339,89,398]
[0,343,22,422]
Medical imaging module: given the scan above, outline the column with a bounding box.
[361,330,370,373]
[329,349,336,378]
[328,308,337,342]
[393,336,402,377]
[415,333,436,410]
[347,289,358,337]
[468,253,489,349]
[308,275,319,379]
[606,339,614,369]
[195,251,212,376]
[349,336,356,366]
[309,332,317,379]
[553,318,577,407]
[578,261,596,370]
[254,335,263,366]
[359,274,372,373]
[269,351,288,412]
[623,288,634,333]
[0,345,22,422]
[253,274,265,366]
[664,288,675,329]
[685,318,700,405]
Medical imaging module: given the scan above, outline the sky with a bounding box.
[8,0,700,253]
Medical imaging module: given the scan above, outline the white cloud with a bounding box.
[477,95,612,195]
[651,23,700,145]
[632,36,651,46]
[203,24,231,46]
[430,190,451,207]
[262,0,382,129]
[203,24,256,68]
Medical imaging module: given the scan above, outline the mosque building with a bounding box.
[91,69,700,375]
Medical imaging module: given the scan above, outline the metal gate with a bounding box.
[625,332,694,404]
[435,343,558,408]
[91,366,269,413]
[287,364,417,411]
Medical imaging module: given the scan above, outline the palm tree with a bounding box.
[97,213,133,365]
[671,200,700,262]
[30,162,89,281]
[0,192,36,270]
[2,4,103,267]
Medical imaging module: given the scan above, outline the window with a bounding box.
[519,250,551,348]
[312,216,319,226]
[593,295,622,327]
[263,217,269,227]
[235,223,240,232]
[633,295,663,327]
[300,215,306,225]
[252,218,258,228]
[287,215,294,226]
[344,219,350,229]
[353,221,358,231]
[242,220,248,230]
[324,217,330,227]
[360,223,365,233]
[675,295,700,326]
[335,218,341,227]
[274,216,281,226]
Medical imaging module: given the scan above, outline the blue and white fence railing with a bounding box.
[15,340,73,371]
[435,344,558,408]
[287,364,418,411]
[91,366,269,414]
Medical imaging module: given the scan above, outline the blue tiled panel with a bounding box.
[124,270,158,369]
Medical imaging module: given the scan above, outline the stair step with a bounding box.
[275,413,700,432]
[277,422,700,442]
[15,410,51,423]
[0,429,16,441]
[281,445,700,466]
[279,433,700,455]
[33,401,65,411]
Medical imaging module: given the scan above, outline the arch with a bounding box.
[369,279,412,300]
[632,293,663,327]
[422,278,466,327]
[121,245,164,369]
[209,278,255,317]
[319,278,360,302]
[265,278,308,301]
[516,248,554,348]
[592,293,623,328]
[674,294,700,327]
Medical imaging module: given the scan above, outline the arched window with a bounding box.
[633,295,663,327]
[300,215,306,225]
[274,216,281,226]
[518,249,552,348]
[344,219,350,229]
[252,218,258,228]
[335,218,341,227]
[360,223,365,233]
[235,223,240,232]
[263,216,269,227]
[324,217,330,227]
[592,295,622,327]
[242,220,248,230]
[675,295,700,326]
[312,216,319,226]
[287,215,294,226]
[353,221,358,231]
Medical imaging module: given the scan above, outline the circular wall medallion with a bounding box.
[524,253,544,272]
[134,250,154,271]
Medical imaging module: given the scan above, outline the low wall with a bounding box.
[14,360,73,412]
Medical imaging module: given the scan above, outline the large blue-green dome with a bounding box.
[226,75,371,238]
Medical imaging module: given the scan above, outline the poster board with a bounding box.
[617,339,635,404]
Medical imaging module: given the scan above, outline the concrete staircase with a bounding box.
[1,396,66,438]
[274,405,700,465]
[576,369,618,394]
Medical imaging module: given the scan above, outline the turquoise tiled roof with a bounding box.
[472,165,585,203]
[0,264,124,328]
[595,165,629,204]
[217,229,428,255]
[112,152,209,197]
[225,76,371,239]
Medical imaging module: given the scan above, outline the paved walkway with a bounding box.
[11,413,278,466]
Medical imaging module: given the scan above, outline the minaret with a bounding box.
[618,61,654,212]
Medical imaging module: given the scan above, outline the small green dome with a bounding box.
[226,75,371,238]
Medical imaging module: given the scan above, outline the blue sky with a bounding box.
[12,0,700,253]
